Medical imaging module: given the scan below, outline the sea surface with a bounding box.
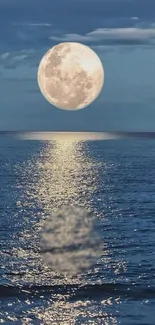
[0,132,155,324]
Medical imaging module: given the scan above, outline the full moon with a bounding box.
[37,42,104,110]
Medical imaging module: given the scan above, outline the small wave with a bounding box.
[74,283,155,300]
[0,283,76,298]
[0,283,155,300]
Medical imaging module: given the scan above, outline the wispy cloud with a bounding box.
[49,27,155,45]
[1,52,10,60]
[0,49,37,69]
[0,48,49,70]
[13,54,28,61]
[13,22,52,27]
[130,17,139,21]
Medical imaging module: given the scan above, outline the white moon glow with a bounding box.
[37,42,104,110]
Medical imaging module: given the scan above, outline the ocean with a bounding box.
[0,132,155,324]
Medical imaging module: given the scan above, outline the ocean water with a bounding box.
[0,133,155,324]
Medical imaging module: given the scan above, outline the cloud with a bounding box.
[0,48,48,69]
[13,22,52,27]
[49,27,155,45]
[130,16,139,21]
[13,54,28,61]
[0,49,37,69]
[1,26,155,71]
[1,52,10,60]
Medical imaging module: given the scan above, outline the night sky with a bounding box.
[0,0,155,131]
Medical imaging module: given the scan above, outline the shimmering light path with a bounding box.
[0,135,155,324]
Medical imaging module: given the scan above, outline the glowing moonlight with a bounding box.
[37,42,104,110]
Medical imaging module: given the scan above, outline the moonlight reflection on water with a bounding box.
[34,139,103,276]
[40,205,103,276]
[0,135,131,324]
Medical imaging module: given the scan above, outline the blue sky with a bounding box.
[0,0,155,131]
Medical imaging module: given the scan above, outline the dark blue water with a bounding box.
[0,134,155,324]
